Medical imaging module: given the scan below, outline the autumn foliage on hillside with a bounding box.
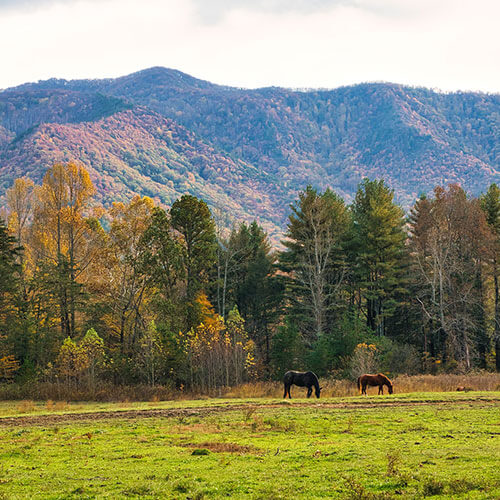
[0,107,281,236]
[1,68,499,245]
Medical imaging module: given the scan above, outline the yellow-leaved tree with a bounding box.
[98,195,155,354]
[55,328,106,387]
[32,162,101,339]
[6,177,34,278]
[186,296,254,392]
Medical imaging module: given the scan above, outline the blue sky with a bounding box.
[1,0,499,92]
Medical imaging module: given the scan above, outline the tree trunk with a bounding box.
[494,262,500,371]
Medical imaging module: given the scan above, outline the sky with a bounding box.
[0,0,499,92]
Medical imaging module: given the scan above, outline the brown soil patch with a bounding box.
[181,441,260,454]
[175,422,220,431]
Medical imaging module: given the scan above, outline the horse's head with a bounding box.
[315,386,322,398]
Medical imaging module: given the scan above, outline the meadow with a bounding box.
[0,390,499,499]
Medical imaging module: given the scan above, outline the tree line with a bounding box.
[1,162,499,391]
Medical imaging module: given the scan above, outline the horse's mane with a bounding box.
[378,373,392,385]
[309,371,320,388]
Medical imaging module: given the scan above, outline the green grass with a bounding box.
[1,391,498,418]
[0,393,499,499]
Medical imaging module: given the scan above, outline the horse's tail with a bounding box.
[357,376,361,394]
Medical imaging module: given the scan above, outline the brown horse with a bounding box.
[357,373,393,395]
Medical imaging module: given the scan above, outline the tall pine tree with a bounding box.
[481,183,500,371]
[226,221,283,364]
[349,179,407,336]
[280,186,350,343]
[170,195,217,327]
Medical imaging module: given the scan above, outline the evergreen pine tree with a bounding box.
[280,186,350,343]
[170,195,217,327]
[349,179,407,336]
[481,183,500,371]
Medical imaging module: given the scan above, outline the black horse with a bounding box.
[283,371,321,399]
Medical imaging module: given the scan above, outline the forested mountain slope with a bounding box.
[1,67,499,230]
[0,105,281,236]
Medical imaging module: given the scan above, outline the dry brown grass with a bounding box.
[222,373,500,398]
[222,378,357,398]
[223,381,282,398]
[17,400,35,413]
[1,373,499,402]
[43,399,73,412]
[0,382,180,402]
[173,422,222,434]
[54,401,68,411]
[392,373,500,393]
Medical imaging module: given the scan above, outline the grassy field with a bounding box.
[0,392,499,499]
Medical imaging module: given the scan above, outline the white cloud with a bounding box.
[0,0,499,92]
[190,0,349,23]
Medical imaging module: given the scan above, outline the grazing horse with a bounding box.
[283,371,321,399]
[357,373,393,395]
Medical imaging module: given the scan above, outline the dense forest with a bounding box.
[1,163,499,393]
[2,67,499,244]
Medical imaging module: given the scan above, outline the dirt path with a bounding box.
[1,397,498,427]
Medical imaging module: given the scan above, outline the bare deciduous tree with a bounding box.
[409,185,492,369]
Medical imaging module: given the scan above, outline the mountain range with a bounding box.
[1,67,499,238]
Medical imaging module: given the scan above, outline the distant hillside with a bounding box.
[0,105,282,237]
[1,67,499,233]
[0,89,130,134]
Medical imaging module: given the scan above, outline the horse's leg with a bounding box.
[283,384,287,399]
[307,386,312,398]
[362,383,366,395]
[288,385,292,399]
[379,385,383,395]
